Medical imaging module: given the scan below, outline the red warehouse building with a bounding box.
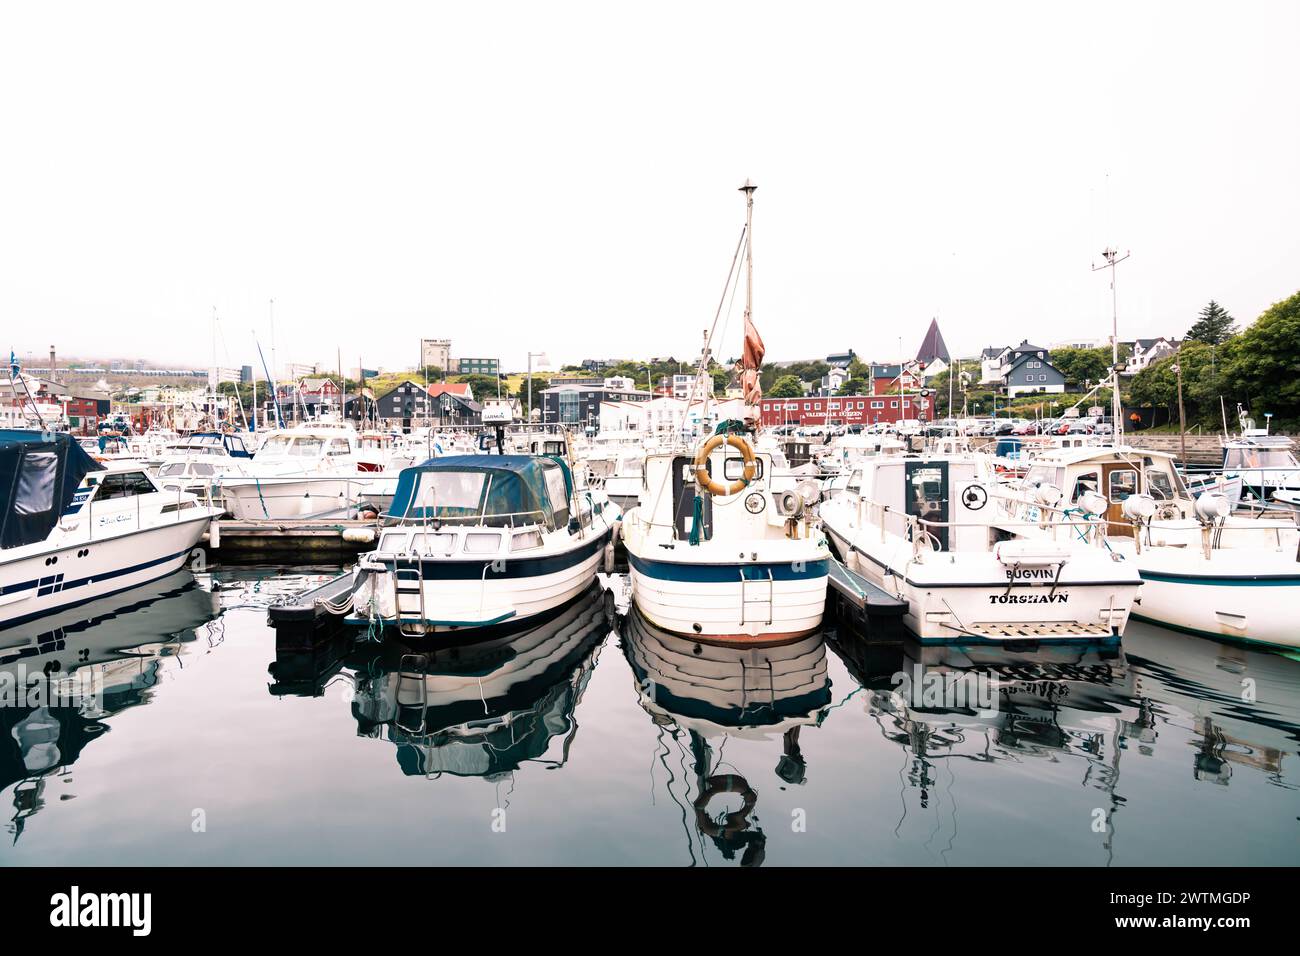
[759,392,931,427]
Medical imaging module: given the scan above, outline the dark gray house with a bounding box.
[1003,352,1066,398]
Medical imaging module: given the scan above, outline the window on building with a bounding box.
[1039,374,1047,381]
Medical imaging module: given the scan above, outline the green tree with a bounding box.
[1050,347,1111,389]
[1221,291,1300,428]
[768,374,804,398]
[1186,300,1236,346]
[836,377,868,397]
[710,367,731,394]
[453,373,503,398]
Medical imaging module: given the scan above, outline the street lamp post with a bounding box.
[526,351,549,426]
[1172,362,1187,463]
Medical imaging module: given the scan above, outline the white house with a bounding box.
[980,346,1011,384]
[600,395,742,435]
[1123,337,1181,375]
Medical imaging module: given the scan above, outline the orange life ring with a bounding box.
[694,434,757,496]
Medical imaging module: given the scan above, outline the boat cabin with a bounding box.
[1014,446,1191,536]
[844,457,996,553]
[638,445,809,544]
[383,455,585,532]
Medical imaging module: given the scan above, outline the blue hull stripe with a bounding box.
[627,552,828,583]
[384,527,611,580]
[1140,570,1300,586]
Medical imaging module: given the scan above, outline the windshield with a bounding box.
[260,436,325,457]
[404,471,487,519]
[1226,448,1296,469]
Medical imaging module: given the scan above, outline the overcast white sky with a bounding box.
[2,1,1297,376]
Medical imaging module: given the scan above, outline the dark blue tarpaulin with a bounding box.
[0,430,103,549]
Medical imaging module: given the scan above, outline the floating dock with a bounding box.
[827,557,907,617]
[205,518,378,559]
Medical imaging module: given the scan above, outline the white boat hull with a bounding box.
[0,514,213,630]
[350,528,612,635]
[220,475,378,519]
[824,525,1138,644]
[1128,550,1300,648]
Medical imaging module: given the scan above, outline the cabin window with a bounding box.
[543,467,570,525]
[464,533,501,554]
[511,530,543,551]
[1108,469,1138,503]
[723,457,764,481]
[327,439,351,456]
[1147,470,1175,500]
[1071,472,1099,502]
[94,471,157,500]
[379,532,408,551]
[410,533,455,554]
[14,452,57,516]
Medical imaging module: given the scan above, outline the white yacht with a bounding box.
[0,432,220,630]
[215,421,386,519]
[348,454,620,636]
[153,431,256,502]
[989,445,1300,649]
[818,455,1142,644]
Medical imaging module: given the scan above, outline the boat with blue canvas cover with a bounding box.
[347,455,619,637]
[0,430,221,630]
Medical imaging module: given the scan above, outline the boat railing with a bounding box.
[848,494,1110,559]
[378,507,548,529]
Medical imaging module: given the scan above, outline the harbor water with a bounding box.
[1,567,1297,867]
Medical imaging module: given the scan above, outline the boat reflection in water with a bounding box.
[620,607,833,866]
[829,608,1299,862]
[272,583,613,780]
[0,570,219,843]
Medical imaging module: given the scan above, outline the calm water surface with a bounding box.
[2,567,1298,866]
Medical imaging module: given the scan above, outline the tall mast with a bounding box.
[741,179,755,343]
[739,179,757,426]
[1092,247,1130,441]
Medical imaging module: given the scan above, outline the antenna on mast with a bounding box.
[1091,246,1130,441]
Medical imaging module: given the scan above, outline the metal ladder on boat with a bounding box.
[392,563,427,637]
[738,566,774,628]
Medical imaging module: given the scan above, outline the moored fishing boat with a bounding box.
[819,454,1142,643]
[990,444,1300,649]
[621,182,829,644]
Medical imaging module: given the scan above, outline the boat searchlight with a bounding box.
[1076,491,1109,517]
[1121,494,1157,522]
[1194,492,1232,524]
[1033,483,1063,507]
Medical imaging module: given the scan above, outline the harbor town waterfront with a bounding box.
[1,0,1296,934]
